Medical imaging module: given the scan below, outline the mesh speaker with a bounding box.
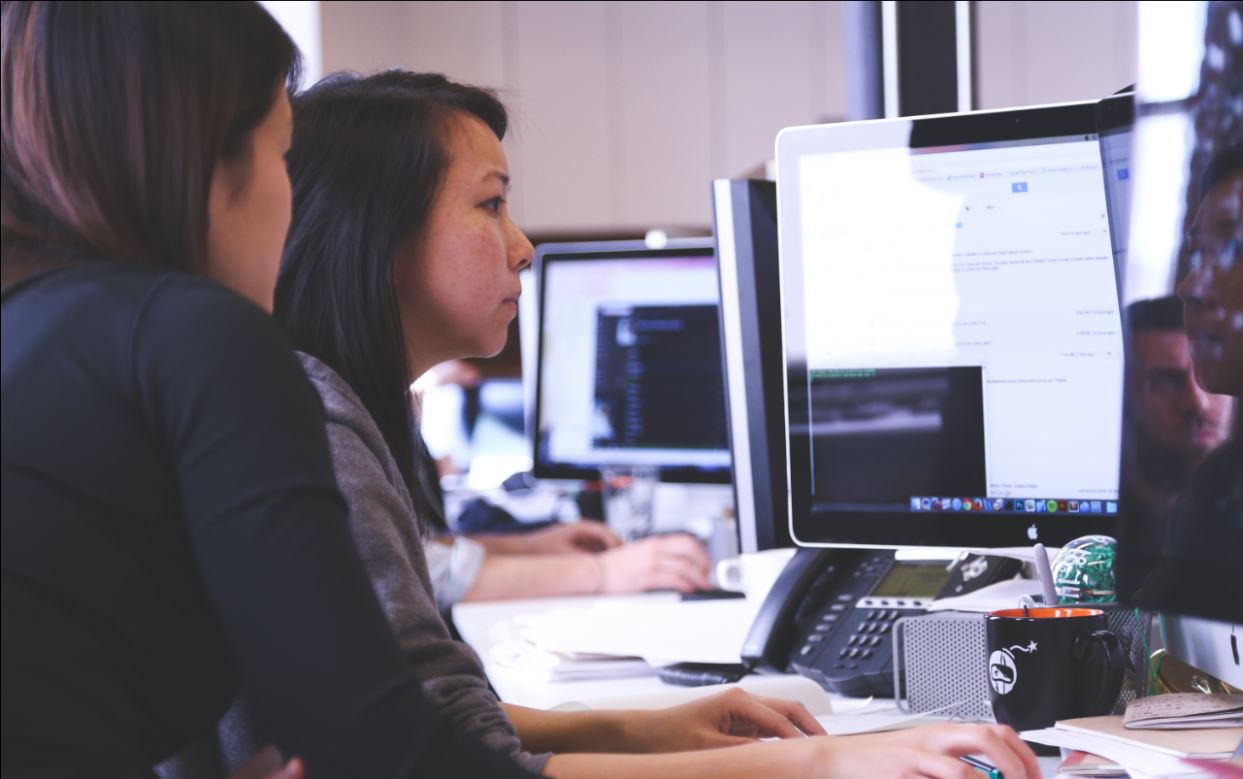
[894,611,992,720]
[893,607,1153,721]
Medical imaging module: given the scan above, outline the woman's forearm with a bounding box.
[501,704,636,754]
[541,740,820,779]
[463,554,600,601]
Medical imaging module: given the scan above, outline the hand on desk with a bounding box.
[461,532,710,601]
[628,687,826,752]
[542,721,1041,778]
[504,688,821,756]
[598,534,712,594]
[817,724,1041,779]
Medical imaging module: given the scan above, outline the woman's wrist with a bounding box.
[596,708,648,753]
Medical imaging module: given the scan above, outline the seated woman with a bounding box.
[1,4,535,778]
[268,68,1042,779]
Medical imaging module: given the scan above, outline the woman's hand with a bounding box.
[814,723,1042,779]
[598,534,712,593]
[230,746,303,779]
[542,717,1040,778]
[627,687,826,752]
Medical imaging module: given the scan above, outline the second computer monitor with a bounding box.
[776,101,1123,548]
[531,240,731,483]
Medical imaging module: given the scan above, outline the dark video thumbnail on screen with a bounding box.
[809,366,986,507]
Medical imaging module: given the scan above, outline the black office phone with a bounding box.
[740,548,1021,697]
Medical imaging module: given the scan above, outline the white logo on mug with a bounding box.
[989,641,1038,695]
[989,650,1017,694]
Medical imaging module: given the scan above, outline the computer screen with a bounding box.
[712,179,793,552]
[777,101,1122,548]
[1113,0,1241,631]
[531,240,731,482]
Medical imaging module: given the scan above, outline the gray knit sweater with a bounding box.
[295,353,548,774]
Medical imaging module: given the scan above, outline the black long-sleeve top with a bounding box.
[1,263,533,778]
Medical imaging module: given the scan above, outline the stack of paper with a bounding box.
[1022,714,1243,778]
[484,595,762,682]
[508,598,758,666]
[1124,694,1243,730]
[1057,750,1127,777]
[1053,716,1240,759]
[488,640,654,682]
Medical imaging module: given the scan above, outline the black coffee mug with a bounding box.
[985,607,1124,732]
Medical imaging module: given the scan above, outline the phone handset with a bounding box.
[739,548,848,672]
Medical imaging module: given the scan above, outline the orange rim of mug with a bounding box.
[989,607,1103,619]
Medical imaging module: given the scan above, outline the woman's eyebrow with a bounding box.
[481,170,510,187]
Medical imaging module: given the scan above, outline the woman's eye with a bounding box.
[484,196,505,214]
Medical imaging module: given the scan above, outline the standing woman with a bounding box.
[1,4,533,777]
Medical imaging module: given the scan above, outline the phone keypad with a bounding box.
[805,608,910,671]
[848,609,900,647]
[788,553,953,698]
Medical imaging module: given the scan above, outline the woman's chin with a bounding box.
[471,336,508,360]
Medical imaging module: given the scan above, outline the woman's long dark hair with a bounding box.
[1,1,300,277]
[274,70,508,523]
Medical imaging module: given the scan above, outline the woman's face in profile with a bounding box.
[204,89,294,311]
[1178,172,1243,397]
[395,112,534,376]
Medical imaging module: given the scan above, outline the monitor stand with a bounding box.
[1159,615,1243,691]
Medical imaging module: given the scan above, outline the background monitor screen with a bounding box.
[532,240,731,482]
[777,101,1122,548]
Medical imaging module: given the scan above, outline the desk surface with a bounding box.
[454,591,694,708]
[455,591,1070,776]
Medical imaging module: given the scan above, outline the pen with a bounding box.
[1032,541,1058,605]
[960,755,1004,779]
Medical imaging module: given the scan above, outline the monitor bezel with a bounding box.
[776,101,1119,548]
[712,179,794,551]
[530,238,731,484]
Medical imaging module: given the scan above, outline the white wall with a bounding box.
[260,1,323,90]
[317,1,1138,232]
[320,0,848,232]
[975,1,1137,109]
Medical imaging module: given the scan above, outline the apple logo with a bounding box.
[1027,524,1038,541]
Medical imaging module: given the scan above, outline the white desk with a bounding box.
[454,591,1066,776]
[454,591,703,709]
[452,591,901,716]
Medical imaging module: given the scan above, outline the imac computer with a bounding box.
[1113,1,1241,685]
[775,100,1125,549]
[530,240,731,484]
[712,179,793,552]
